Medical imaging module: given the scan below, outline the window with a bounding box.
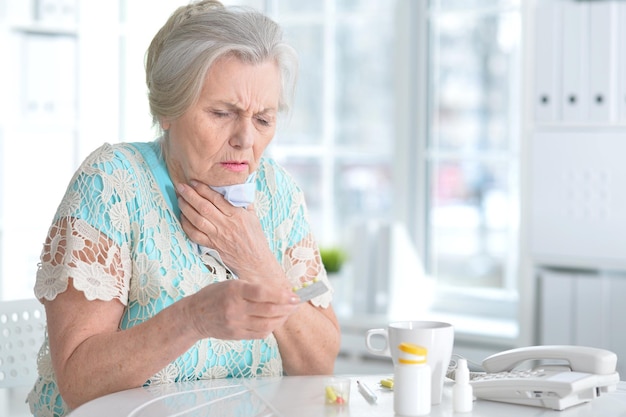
[0,1,524,342]
[264,1,397,244]
[0,0,81,300]
[424,1,521,326]
[260,1,522,332]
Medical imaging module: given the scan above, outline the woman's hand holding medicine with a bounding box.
[186,279,300,341]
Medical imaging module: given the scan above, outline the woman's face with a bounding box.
[162,56,281,186]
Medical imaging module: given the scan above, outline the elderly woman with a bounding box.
[27,1,340,415]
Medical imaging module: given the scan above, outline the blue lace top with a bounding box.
[27,140,332,417]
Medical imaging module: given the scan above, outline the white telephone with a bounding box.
[469,345,620,410]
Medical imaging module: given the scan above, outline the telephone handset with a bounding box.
[470,345,620,410]
[482,345,617,375]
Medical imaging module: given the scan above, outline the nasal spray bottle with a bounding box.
[394,343,431,416]
[453,358,474,413]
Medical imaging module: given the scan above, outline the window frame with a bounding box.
[266,0,524,341]
[404,0,523,331]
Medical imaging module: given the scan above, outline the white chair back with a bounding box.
[0,299,45,388]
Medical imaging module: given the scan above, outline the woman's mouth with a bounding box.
[221,161,248,172]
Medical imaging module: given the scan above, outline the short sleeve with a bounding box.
[34,143,134,304]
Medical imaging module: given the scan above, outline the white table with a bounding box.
[68,375,626,417]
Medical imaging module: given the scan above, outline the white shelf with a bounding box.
[11,22,77,36]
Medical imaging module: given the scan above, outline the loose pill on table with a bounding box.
[325,386,338,403]
[380,378,394,389]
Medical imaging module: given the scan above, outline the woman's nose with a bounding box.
[229,118,255,149]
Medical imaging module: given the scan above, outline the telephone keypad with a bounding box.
[472,369,547,381]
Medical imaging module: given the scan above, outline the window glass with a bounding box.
[334,5,396,149]
[336,0,384,14]
[274,1,323,14]
[430,0,519,11]
[279,24,324,145]
[426,2,521,292]
[428,159,518,288]
[336,161,393,227]
[272,0,397,246]
[429,11,520,152]
[273,157,324,237]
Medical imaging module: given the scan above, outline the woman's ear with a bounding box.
[160,117,171,130]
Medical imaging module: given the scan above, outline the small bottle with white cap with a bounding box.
[453,358,474,413]
[394,342,431,416]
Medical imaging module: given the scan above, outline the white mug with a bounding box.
[365,320,454,405]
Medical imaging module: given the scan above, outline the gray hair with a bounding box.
[146,0,298,131]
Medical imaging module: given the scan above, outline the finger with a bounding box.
[219,283,296,334]
[177,189,217,237]
[188,181,236,216]
[177,183,221,217]
[230,281,300,320]
[245,302,299,322]
[179,212,211,247]
[178,198,216,241]
[240,282,300,305]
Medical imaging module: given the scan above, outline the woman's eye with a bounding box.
[212,111,230,118]
[256,117,271,127]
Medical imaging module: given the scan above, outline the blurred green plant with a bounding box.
[319,246,348,274]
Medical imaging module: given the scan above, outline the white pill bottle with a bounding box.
[394,342,431,416]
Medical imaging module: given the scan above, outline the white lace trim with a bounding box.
[35,217,131,304]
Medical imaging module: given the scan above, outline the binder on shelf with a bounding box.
[540,270,574,345]
[560,1,589,123]
[608,275,626,365]
[574,274,608,347]
[36,0,78,27]
[620,2,626,123]
[540,271,610,349]
[587,1,616,124]
[22,35,55,120]
[22,33,76,123]
[533,1,561,124]
[5,1,32,23]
